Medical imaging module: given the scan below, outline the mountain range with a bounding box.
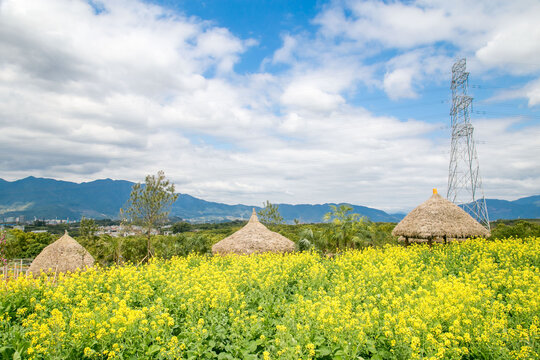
[0,177,539,223]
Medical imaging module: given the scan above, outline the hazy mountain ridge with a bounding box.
[0,177,538,223]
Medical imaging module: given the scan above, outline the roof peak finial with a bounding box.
[249,208,259,222]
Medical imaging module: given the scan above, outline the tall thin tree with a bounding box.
[121,171,178,261]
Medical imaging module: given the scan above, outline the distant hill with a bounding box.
[0,177,402,223]
[485,196,540,220]
[171,194,403,223]
[0,177,538,223]
[0,176,134,220]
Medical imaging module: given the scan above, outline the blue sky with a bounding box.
[0,0,539,212]
[150,0,322,72]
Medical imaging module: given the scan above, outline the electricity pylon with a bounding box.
[447,58,490,230]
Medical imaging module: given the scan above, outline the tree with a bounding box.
[323,204,365,250]
[489,220,540,239]
[257,200,284,225]
[101,235,124,265]
[171,221,192,233]
[120,171,178,260]
[321,205,395,250]
[79,217,98,240]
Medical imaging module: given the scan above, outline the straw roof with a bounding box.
[212,209,295,255]
[392,191,490,241]
[29,231,94,275]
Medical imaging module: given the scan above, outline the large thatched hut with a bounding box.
[28,231,94,275]
[212,209,295,255]
[392,189,490,244]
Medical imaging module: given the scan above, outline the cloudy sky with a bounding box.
[1,0,539,212]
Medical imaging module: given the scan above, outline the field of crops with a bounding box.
[1,237,539,360]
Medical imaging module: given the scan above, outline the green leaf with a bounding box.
[318,347,332,356]
[146,345,160,356]
[12,351,21,360]
[217,353,234,360]
[366,339,377,354]
[313,335,325,345]
[247,341,258,352]
[241,350,258,360]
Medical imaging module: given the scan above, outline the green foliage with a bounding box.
[154,234,212,258]
[171,221,192,233]
[489,220,540,239]
[191,220,246,231]
[322,204,363,250]
[78,233,212,265]
[121,171,178,258]
[314,205,395,251]
[315,205,397,252]
[79,217,98,240]
[3,230,53,259]
[0,229,6,265]
[257,201,284,225]
[297,238,313,251]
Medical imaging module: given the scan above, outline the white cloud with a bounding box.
[272,34,297,64]
[383,68,417,100]
[0,0,539,213]
[526,80,540,107]
[485,77,540,107]
[476,15,540,74]
[310,0,540,95]
[474,118,540,199]
[281,84,345,112]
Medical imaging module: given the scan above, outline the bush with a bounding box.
[489,220,540,239]
[3,229,53,259]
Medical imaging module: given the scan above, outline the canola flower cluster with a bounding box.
[1,237,539,359]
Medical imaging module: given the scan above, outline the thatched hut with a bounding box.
[212,209,295,255]
[392,189,490,244]
[28,231,94,275]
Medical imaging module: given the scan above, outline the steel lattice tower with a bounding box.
[447,58,490,230]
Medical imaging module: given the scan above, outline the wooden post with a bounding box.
[52,265,59,284]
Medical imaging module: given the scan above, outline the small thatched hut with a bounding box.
[392,189,490,244]
[28,231,94,275]
[212,209,295,255]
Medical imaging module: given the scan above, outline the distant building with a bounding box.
[97,225,158,237]
[45,219,70,225]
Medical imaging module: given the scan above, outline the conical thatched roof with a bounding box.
[29,231,94,275]
[212,209,295,255]
[392,190,490,241]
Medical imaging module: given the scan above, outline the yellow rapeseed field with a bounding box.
[1,237,539,359]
